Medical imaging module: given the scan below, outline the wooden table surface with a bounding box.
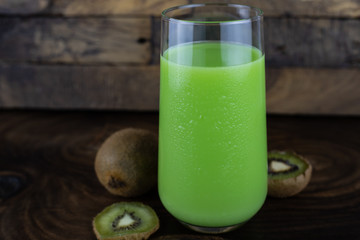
[0,111,359,240]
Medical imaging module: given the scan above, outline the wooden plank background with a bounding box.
[0,18,151,64]
[0,0,359,114]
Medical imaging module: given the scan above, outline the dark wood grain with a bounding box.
[0,0,359,114]
[0,0,49,14]
[264,18,360,67]
[1,0,359,18]
[266,68,360,115]
[0,17,151,64]
[46,0,360,18]
[1,64,359,115]
[0,16,358,67]
[0,111,359,240]
[50,0,188,16]
[190,0,360,18]
[0,64,160,110]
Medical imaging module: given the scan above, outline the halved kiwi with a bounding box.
[93,202,159,240]
[268,150,312,198]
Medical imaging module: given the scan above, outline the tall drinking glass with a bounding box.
[158,3,267,234]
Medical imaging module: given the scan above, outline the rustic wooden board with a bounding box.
[0,0,49,14]
[266,68,360,115]
[0,111,359,239]
[152,17,360,67]
[190,0,360,18]
[1,64,359,115]
[265,18,360,67]
[0,17,151,64]
[46,0,360,18]
[0,64,160,110]
[0,16,358,67]
[50,0,188,16]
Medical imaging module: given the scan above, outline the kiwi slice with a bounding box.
[95,128,158,197]
[93,202,159,240]
[268,150,312,198]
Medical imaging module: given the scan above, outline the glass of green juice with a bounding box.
[158,3,267,234]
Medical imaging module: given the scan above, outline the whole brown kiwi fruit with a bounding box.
[95,128,158,197]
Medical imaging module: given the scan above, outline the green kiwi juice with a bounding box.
[159,41,267,227]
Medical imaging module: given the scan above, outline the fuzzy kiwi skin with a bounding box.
[95,128,158,197]
[268,151,312,198]
[93,224,159,240]
[92,202,159,240]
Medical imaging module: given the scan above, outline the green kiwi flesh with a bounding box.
[268,150,312,198]
[93,202,159,240]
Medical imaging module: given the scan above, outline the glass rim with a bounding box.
[161,3,263,25]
